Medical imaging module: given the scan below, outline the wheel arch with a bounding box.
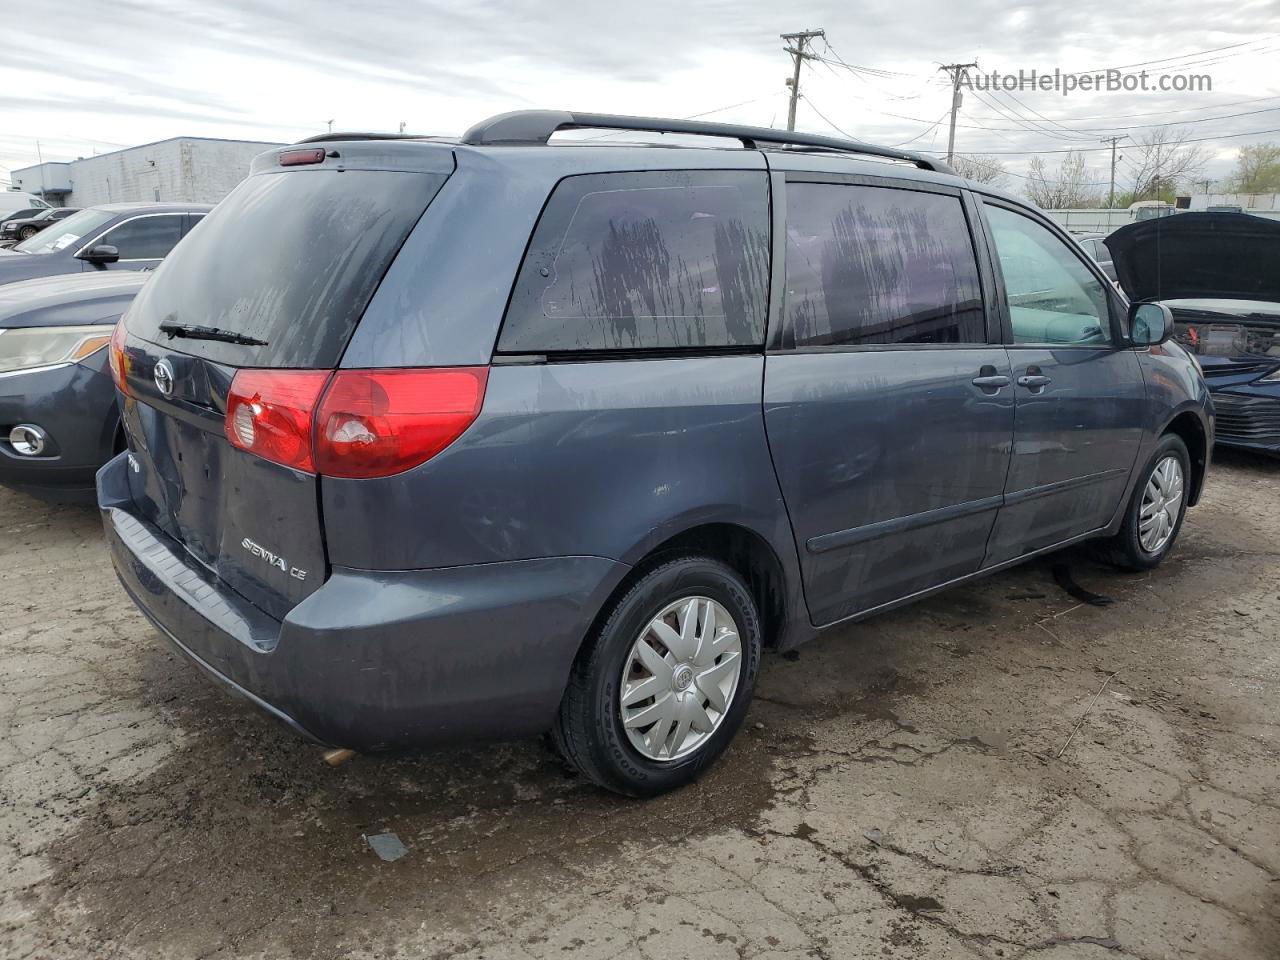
[1161,408,1209,506]
[592,521,803,653]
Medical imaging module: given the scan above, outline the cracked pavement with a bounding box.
[1,451,1278,959]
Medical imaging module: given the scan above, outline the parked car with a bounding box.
[1106,211,1280,456]
[1,208,52,226]
[1075,232,1117,282]
[0,203,210,287]
[0,207,81,246]
[100,112,1212,797]
[0,272,146,500]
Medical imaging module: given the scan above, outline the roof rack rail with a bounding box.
[460,110,955,175]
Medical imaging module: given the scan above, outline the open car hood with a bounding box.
[1104,212,1280,303]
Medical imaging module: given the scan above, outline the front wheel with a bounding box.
[1102,434,1191,571]
[552,556,762,797]
[17,226,38,241]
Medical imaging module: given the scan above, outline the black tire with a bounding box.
[1101,433,1191,571]
[552,556,763,797]
[18,226,37,241]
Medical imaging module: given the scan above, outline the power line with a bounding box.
[1051,35,1278,78]
[952,123,1280,155]
[992,93,1280,124]
[802,96,855,139]
[891,109,952,147]
[816,39,916,79]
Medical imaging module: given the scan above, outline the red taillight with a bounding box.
[109,321,129,395]
[224,370,330,472]
[278,147,326,166]
[315,368,489,479]
[222,367,488,478]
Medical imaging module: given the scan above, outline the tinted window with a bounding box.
[125,169,448,368]
[499,170,770,353]
[783,183,985,347]
[100,215,183,259]
[985,206,1110,345]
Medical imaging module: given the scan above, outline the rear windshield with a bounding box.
[124,168,448,368]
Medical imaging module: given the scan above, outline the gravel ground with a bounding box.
[1,451,1277,960]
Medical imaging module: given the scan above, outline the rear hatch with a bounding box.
[115,141,454,620]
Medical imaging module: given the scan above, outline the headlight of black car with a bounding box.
[0,325,116,374]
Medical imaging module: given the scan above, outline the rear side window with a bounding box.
[499,170,770,353]
[783,182,986,348]
[101,215,183,260]
[125,169,448,368]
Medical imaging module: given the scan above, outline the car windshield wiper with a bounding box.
[158,322,268,347]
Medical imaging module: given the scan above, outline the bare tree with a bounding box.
[1227,142,1280,194]
[1125,126,1210,201]
[1024,151,1103,208]
[951,154,1009,187]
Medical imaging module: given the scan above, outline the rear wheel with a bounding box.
[552,556,762,797]
[1102,434,1190,571]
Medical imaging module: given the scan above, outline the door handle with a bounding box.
[971,374,1011,389]
[1017,374,1053,388]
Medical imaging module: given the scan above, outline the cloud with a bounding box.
[1,0,1276,189]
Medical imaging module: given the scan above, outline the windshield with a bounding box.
[13,209,114,254]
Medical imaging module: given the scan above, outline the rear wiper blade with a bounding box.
[158,322,268,347]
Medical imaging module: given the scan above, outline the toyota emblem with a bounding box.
[153,359,175,397]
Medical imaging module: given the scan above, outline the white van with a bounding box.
[0,192,52,216]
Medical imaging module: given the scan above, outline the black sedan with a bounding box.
[0,203,210,287]
[0,207,80,246]
[1107,211,1280,456]
[0,272,147,501]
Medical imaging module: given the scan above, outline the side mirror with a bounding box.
[1129,301,1173,346]
[77,244,119,264]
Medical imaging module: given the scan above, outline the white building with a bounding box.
[1183,192,1280,212]
[8,136,284,208]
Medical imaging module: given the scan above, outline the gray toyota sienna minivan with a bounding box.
[99,111,1212,796]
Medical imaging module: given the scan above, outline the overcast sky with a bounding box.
[2,0,1278,196]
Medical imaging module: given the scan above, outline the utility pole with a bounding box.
[35,140,46,200]
[399,121,406,134]
[326,119,334,134]
[781,29,825,131]
[1101,135,1127,208]
[937,62,978,164]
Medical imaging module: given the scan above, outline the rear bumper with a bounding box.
[98,452,628,750]
[1210,391,1280,455]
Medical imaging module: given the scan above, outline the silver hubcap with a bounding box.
[1139,455,1184,554]
[619,595,743,762]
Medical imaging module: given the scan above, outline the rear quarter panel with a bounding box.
[321,356,798,573]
